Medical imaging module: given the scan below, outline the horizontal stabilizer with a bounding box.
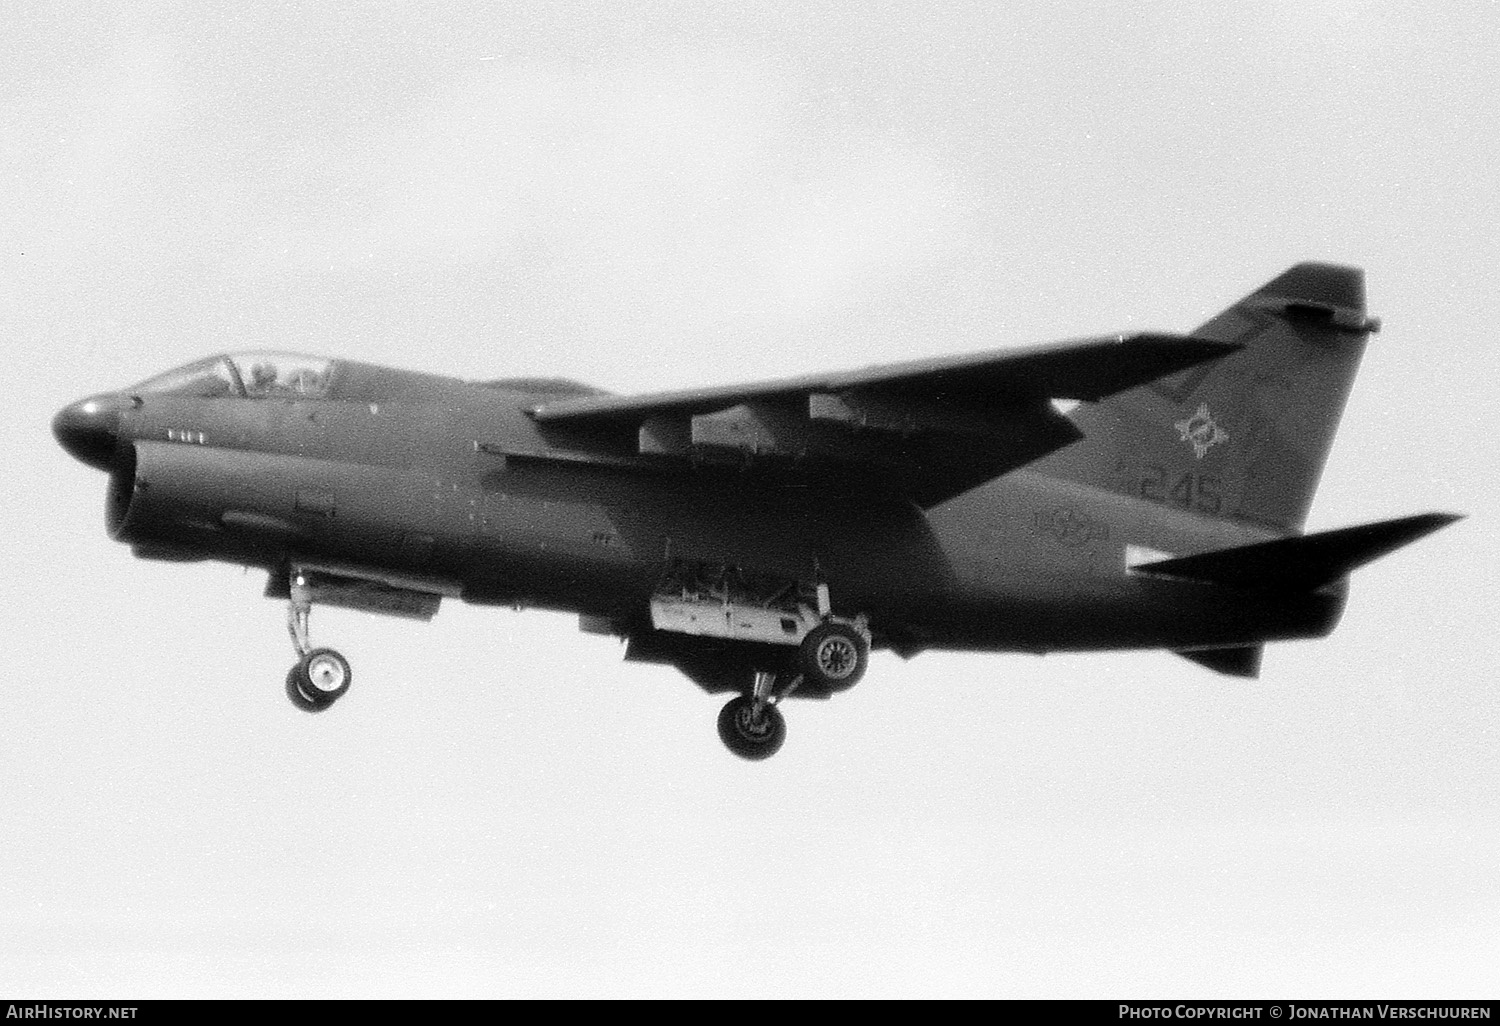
[1174,645,1263,678]
[1135,512,1463,590]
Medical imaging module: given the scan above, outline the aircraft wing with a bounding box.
[523,332,1237,506]
[531,333,1233,422]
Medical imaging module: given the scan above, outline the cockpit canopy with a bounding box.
[131,352,334,399]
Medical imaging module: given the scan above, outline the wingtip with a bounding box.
[1129,332,1245,356]
[1186,334,1246,356]
[1162,333,1247,365]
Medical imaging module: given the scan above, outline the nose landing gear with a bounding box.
[284,571,352,711]
[293,647,352,706]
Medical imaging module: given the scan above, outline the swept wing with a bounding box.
[523,332,1237,506]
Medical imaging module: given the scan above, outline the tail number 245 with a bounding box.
[1138,465,1222,515]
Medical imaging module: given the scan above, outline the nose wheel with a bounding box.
[284,570,352,711]
[290,647,352,708]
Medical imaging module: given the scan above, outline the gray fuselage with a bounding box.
[91,357,1344,658]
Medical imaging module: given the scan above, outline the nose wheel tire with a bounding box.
[717,696,787,761]
[288,647,351,709]
[286,666,334,712]
[798,621,869,692]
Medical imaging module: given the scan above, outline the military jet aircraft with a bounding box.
[53,263,1459,759]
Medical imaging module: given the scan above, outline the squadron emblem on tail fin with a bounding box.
[1175,403,1228,459]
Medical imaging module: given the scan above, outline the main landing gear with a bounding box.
[798,619,869,692]
[284,571,352,712]
[650,562,872,758]
[715,621,871,761]
[717,673,791,761]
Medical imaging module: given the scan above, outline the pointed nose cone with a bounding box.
[53,394,134,471]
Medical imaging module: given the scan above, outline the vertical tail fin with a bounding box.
[1040,263,1379,533]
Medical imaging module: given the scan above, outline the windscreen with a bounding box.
[130,357,240,397]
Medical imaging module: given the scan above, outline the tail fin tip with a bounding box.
[1251,262,1379,334]
[1254,262,1366,311]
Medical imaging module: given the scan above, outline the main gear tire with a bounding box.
[798,621,868,692]
[716,696,787,761]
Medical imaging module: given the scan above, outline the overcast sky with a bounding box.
[4,0,1498,997]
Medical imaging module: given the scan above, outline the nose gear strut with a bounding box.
[284,568,353,711]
